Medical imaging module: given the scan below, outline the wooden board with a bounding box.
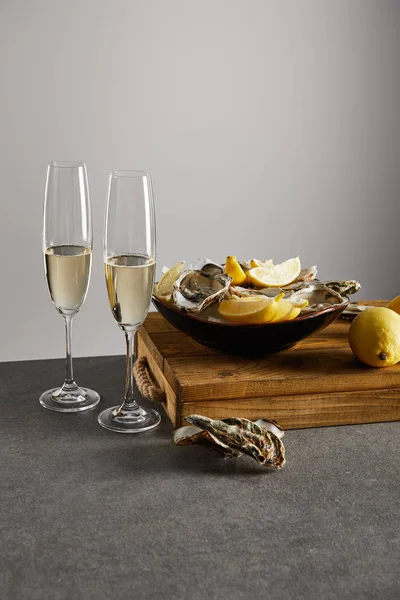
[137,302,400,429]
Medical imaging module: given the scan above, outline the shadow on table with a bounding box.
[88,439,277,478]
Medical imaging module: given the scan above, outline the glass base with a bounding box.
[39,386,100,413]
[97,404,161,433]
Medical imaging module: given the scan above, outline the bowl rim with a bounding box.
[152,294,350,328]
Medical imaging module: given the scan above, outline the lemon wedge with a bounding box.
[291,298,309,308]
[155,261,185,299]
[288,298,308,319]
[225,255,247,285]
[219,294,283,324]
[286,306,301,320]
[247,257,301,288]
[270,299,295,322]
[249,258,273,269]
[271,297,308,323]
[219,296,269,324]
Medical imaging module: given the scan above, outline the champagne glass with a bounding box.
[98,170,160,433]
[40,162,100,412]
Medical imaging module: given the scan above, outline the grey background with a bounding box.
[1,0,399,362]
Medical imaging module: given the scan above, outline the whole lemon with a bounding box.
[387,295,400,315]
[348,307,400,367]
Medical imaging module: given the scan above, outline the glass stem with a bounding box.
[122,329,139,410]
[64,315,76,388]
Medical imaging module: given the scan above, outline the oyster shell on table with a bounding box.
[173,260,231,313]
[340,302,375,320]
[173,425,243,458]
[174,414,285,468]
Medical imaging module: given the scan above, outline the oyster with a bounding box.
[289,282,347,313]
[173,262,231,313]
[285,278,360,296]
[231,286,282,299]
[321,280,361,296]
[174,414,285,468]
[238,260,252,272]
[191,258,224,276]
[295,265,318,282]
[341,303,375,320]
[173,425,242,458]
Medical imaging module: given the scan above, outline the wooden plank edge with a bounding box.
[137,325,163,371]
[137,335,181,428]
[139,326,182,396]
[180,388,400,429]
[177,370,400,402]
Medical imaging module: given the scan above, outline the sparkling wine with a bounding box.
[105,254,155,330]
[44,245,91,314]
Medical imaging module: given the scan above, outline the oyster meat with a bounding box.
[289,282,347,313]
[230,286,282,299]
[321,280,361,296]
[173,261,231,313]
[285,278,360,296]
[174,414,285,468]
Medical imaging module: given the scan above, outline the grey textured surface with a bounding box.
[0,356,399,600]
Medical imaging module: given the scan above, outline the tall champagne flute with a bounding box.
[40,162,100,412]
[98,170,160,433]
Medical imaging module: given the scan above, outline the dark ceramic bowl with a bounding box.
[152,296,349,357]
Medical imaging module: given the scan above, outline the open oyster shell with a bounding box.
[321,280,361,296]
[341,302,375,320]
[231,286,282,299]
[174,415,285,468]
[296,265,318,282]
[173,426,243,458]
[288,282,347,313]
[232,279,358,315]
[191,258,224,276]
[283,279,360,296]
[173,262,231,313]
